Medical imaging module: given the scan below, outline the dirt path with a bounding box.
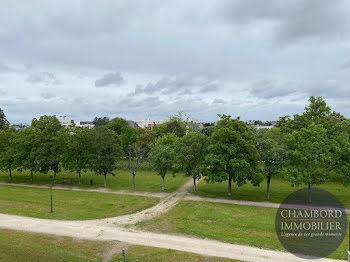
[0,182,169,198]
[0,213,344,262]
[184,195,350,214]
[92,178,194,226]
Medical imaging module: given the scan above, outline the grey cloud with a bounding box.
[249,79,299,99]
[212,98,226,105]
[0,88,6,95]
[0,62,14,73]
[221,0,350,42]
[340,59,350,70]
[40,92,56,99]
[95,72,124,87]
[26,72,63,85]
[134,75,221,96]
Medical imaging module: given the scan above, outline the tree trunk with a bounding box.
[267,175,271,200]
[54,172,56,183]
[193,177,197,192]
[78,171,81,185]
[104,173,107,187]
[161,176,165,191]
[228,177,232,197]
[30,170,33,182]
[9,169,12,181]
[132,172,135,189]
[308,184,312,203]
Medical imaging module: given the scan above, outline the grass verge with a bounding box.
[0,229,240,262]
[137,200,349,260]
[0,185,159,220]
[194,178,350,208]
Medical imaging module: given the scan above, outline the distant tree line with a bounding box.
[0,96,349,200]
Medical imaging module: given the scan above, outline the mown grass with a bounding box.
[138,200,349,260]
[194,177,350,208]
[0,229,240,262]
[0,161,188,193]
[0,185,159,220]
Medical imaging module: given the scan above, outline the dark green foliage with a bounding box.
[89,127,122,186]
[92,116,110,127]
[105,117,129,135]
[0,128,17,180]
[203,115,263,196]
[175,131,208,191]
[149,134,178,191]
[0,108,9,130]
[257,128,286,199]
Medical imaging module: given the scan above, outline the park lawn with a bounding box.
[194,177,350,208]
[0,161,188,193]
[0,185,159,220]
[138,200,349,260]
[0,229,240,262]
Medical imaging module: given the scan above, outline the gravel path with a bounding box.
[0,213,344,262]
[0,180,347,261]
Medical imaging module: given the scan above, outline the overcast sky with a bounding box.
[1,0,350,124]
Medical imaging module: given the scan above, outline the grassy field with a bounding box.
[0,229,240,262]
[0,161,188,193]
[0,185,159,220]
[194,177,350,208]
[138,200,349,260]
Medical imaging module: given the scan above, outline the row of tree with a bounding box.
[0,96,349,201]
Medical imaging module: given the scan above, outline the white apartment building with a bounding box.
[134,119,165,128]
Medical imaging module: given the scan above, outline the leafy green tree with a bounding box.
[106,117,129,135]
[153,113,187,138]
[0,108,9,130]
[31,115,64,182]
[203,115,263,196]
[120,125,138,157]
[90,127,121,186]
[283,123,333,202]
[0,128,17,180]
[62,127,94,185]
[127,140,145,189]
[13,127,37,181]
[257,128,286,199]
[149,134,178,191]
[136,128,155,160]
[175,131,208,192]
[92,117,110,127]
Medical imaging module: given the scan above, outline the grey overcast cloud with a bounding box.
[1,0,350,124]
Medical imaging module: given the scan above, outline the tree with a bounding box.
[120,125,137,157]
[62,127,93,185]
[175,131,208,192]
[202,115,263,196]
[90,127,121,186]
[257,128,286,199]
[31,115,64,182]
[0,128,16,180]
[153,113,187,138]
[106,117,129,135]
[0,108,9,130]
[13,127,37,181]
[149,134,178,191]
[128,140,145,189]
[283,123,333,203]
[93,117,110,127]
[136,128,155,161]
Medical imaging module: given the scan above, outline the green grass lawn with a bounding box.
[194,177,350,208]
[138,200,349,260]
[0,161,188,193]
[0,229,240,262]
[0,185,159,220]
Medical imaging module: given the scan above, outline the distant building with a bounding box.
[134,119,165,129]
[78,121,94,128]
[60,119,74,128]
[127,120,140,128]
